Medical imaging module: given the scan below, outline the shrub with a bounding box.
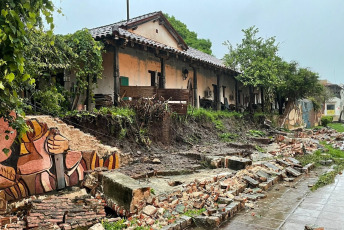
[321,116,333,127]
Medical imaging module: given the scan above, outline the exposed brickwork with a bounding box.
[0,195,106,229]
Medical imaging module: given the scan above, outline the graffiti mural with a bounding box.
[0,116,118,203]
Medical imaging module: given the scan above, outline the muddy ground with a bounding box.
[63,113,269,178]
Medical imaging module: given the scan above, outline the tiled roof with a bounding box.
[89,11,234,72]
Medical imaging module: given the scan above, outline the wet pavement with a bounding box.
[220,166,344,230]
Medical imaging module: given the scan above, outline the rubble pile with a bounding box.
[0,193,106,229]
[103,158,309,229]
[270,127,344,157]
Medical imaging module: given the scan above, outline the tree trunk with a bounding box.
[277,92,283,115]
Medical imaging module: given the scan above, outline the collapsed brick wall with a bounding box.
[0,116,119,209]
[0,195,106,229]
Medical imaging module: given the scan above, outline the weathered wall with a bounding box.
[0,116,118,204]
[94,52,115,100]
[280,100,321,129]
[128,20,182,50]
[97,46,237,107]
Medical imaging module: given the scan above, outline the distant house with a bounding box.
[65,11,249,111]
[321,80,344,121]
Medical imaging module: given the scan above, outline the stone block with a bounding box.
[287,157,300,165]
[218,197,233,204]
[243,176,259,187]
[193,216,221,229]
[102,171,150,214]
[276,159,291,167]
[180,216,192,228]
[263,162,280,171]
[302,163,315,173]
[286,167,301,177]
[225,201,240,218]
[259,182,271,191]
[203,155,223,168]
[225,156,252,170]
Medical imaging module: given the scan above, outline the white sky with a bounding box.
[52,0,344,84]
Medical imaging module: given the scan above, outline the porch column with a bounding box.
[113,44,120,105]
[159,57,166,89]
[216,73,221,111]
[191,66,199,108]
[235,78,239,111]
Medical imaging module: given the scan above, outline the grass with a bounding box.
[248,129,265,137]
[187,108,242,131]
[219,132,238,142]
[102,219,126,230]
[328,123,344,133]
[296,141,344,191]
[183,208,206,217]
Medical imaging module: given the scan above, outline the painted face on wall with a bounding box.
[17,119,68,175]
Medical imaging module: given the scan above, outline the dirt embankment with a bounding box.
[62,112,269,178]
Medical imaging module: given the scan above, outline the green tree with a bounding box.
[275,60,325,114]
[64,29,104,110]
[164,14,213,55]
[23,28,104,113]
[223,26,280,112]
[0,0,55,134]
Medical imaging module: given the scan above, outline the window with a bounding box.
[327,104,335,110]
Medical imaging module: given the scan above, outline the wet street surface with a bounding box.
[220,166,344,230]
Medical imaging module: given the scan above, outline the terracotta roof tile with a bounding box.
[89,11,234,72]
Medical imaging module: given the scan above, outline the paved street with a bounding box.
[221,167,344,230]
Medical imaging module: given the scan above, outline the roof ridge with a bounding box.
[89,11,161,31]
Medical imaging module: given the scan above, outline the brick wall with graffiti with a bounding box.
[0,115,119,204]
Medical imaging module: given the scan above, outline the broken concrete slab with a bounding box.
[302,163,315,173]
[263,162,280,171]
[276,159,291,167]
[224,156,252,170]
[286,167,302,177]
[256,170,270,181]
[243,176,259,187]
[287,157,301,165]
[101,171,150,214]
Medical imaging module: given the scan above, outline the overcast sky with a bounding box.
[52,0,344,84]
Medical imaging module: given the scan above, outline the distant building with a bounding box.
[321,80,344,121]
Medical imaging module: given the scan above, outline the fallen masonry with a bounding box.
[1,124,343,229]
[0,189,106,229]
[95,157,313,229]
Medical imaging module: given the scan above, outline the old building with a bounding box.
[76,11,243,110]
[321,80,344,121]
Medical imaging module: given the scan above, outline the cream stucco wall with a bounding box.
[129,21,182,51]
[94,52,115,100]
[94,46,237,107]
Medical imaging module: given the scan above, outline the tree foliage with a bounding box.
[223,26,280,88]
[164,14,213,55]
[223,26,325,114]
[24,29,75,78]
[0,0,55,133]
[223,26,280,111]
[23,28,104,113]
[276,61,323,101]
[64,29,104,96]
